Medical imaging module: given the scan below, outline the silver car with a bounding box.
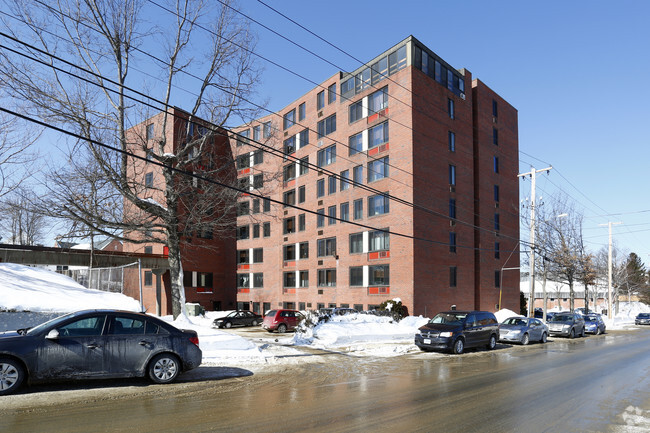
[548,312,586,338]
[499,317,548,345]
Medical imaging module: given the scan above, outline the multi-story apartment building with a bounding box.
[233,36,520,316]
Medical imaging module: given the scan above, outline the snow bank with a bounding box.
[495,308,522,323]
[0,263,141,313]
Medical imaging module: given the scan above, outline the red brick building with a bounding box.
[233,36,520,316]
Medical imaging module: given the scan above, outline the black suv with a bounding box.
[415,311,499,354]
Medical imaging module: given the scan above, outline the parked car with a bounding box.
[0,309,202,396]
[499,317,548,345]
[212,311,262,329]
[583,313,606,335]
[414,311,499,354]
[635,313,650,325]
[318,307,358,322]
[262,309,303,333]
[547,312,585,338]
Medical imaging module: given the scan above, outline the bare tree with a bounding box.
[0,113,39,200]
[0,188,47,245]
[0,0,264,317]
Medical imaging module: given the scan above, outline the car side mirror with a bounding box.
[45,329,59,340]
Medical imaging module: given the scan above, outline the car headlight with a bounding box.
[509,329,521,335]
[563,325,570,330]
[439,332,453,338]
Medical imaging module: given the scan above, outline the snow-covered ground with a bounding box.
[1,263,649,368]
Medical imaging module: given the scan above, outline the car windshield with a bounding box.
[429,313,467,325]
[25,312,77,335]
[638,313,650,318]
[550,314,572,322]
[503,318,527,326]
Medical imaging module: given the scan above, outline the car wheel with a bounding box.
[541,332,548,344]
[251,320,258,326]
[521,333,530,346]
[0,357,25,396]
[452,338,464,354]
[148,353,180,384]
[486,334,497,350]
[277,323,288,333]
[569,328,575,339]
[224,321,232,329]
[595,327,600,335]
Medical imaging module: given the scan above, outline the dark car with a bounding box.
[318,307,358,322]
[212,311,262,329]
[415,311,499,354]
[499,317,548,345]
[583,313,606,335]
[262,309,303,333]
[547,312,585,338]
[635,313,650,325]
[0,309,202,396]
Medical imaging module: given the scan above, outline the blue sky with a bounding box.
[233,0,650,262]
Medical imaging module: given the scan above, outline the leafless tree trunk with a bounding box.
[0,0,264,318]
[0,188,47,245]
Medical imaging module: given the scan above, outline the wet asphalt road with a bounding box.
[1,327,649,432]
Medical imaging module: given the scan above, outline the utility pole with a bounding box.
[518,165,553,317]
[599,221,622,319]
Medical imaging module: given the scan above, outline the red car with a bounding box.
[262,309,303,333]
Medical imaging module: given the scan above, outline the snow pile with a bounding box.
[606,302,650,329]
[495,308,522,323]
[0,263,140,313]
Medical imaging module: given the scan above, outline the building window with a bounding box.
[368,193,389,217]
[327,205,336,225]
[449,131,455,152]
[237,225,249,240]
[237,274,249,288]
[328,83,336,104]
[145,172,153,188]
[263,198,271,212]
[449,199,456,220]
[253,273,263,288]
[237,201,250,216]
[368,121,388,150]
[298,102,306,121]
[283,109,295,130]
[495,242,500,259]
[494,214,500,231]
[295,158,307,177]
[299,241,309,259]
[494,156,499,173]
[318,269,336,287]
[317,237,337,257]
[144,246,153,254]
[263,222,271,237]
[349,132,363,155]
[283,217,296,234]
[253,150,263,165]
[349,232,363,254]
[299,270,309,288]
[371,56,388,84]
[350,267,363,286]
[298,213,306,231]
[283,272,296,288]
[317,91,325,110]
[146,123,154,140]
[252,198,260,214]
[253,125,260,141]
[253,248,263,263]
[450,266,457,287]
[353,165,363,186]
[252,174,263,189]
[316,179,325,198]
[317,208,325,228]
[328,175,336,195]
[368,229,389,252]
[283,244,296,261]
[317,145,336,167]
[283,190,296,207]
[340,170,350,191]
[298,185,306,203]
[369,265,389,286]
[493,128,498,146]
[340,202,349,221]
[263,121,272,138]
[349,100,363,124]
[492,99,498,118]
[144,270,153,286]
[495,270,501,288]
[494,185,500,202]
[353,199,363,220]
[449,232,457,253]
[284,135,296,155]
[368,157,389,182]
[449,165,456,186]
[317,114,336,138]
[368,86,388,114]
[253,223,260,238]
[236,129,250,147]
[299,128,309,149]
[448,98,455,119]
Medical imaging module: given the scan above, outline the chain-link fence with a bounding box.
[63,262,139,293]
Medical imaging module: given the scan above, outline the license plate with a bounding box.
[423,338,431,344]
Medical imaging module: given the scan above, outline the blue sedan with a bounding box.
[583,313,606,335]
[499,317,548,345]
